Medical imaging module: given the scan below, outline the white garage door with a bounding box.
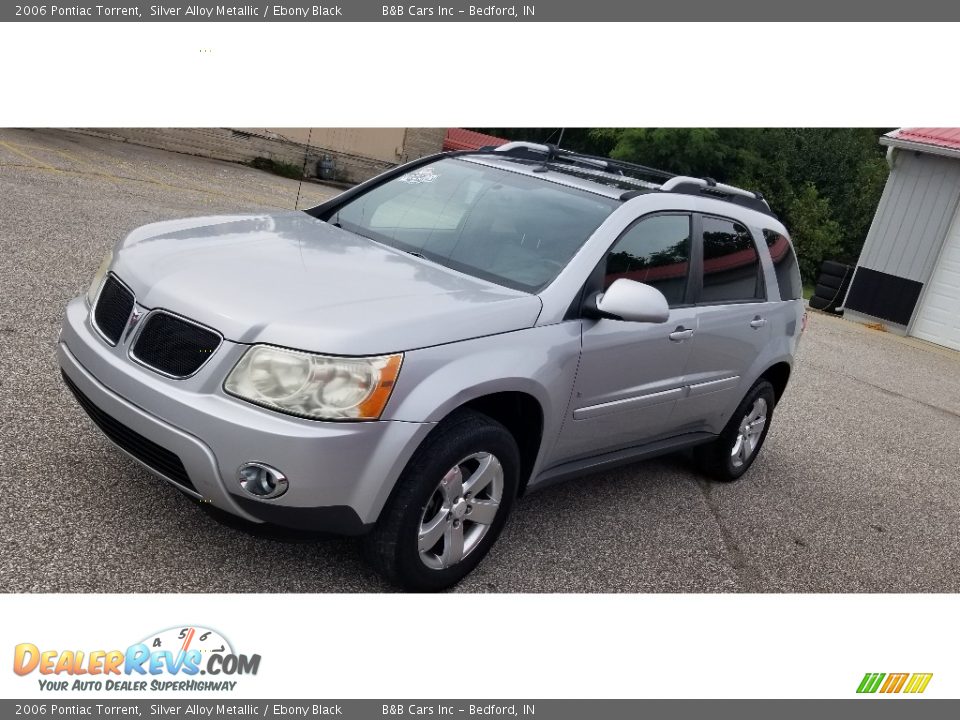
[911,207,960,351]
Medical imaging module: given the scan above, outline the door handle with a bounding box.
[669,327,694,342]
[749,316,767,329]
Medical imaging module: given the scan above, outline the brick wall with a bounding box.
[401,128,447,162]
[67,128,445,184]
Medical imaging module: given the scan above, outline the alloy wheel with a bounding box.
[417,452,504,570]
[730,397,767,469]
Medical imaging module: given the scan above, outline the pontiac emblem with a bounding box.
[123,308,144,343]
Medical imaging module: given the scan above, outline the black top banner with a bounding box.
[3,0,955,21]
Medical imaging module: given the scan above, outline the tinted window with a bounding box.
[331,158,618,292]
[700,217,764,303]
[604,214,691,307]
[763,229,802,300]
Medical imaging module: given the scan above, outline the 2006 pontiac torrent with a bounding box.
[59,142,805,590]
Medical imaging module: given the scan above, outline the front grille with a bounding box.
[93,274,134,344]
[131,312,221,378]
[61,370,196,492]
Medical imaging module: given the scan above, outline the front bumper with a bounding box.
[57,296,434,534]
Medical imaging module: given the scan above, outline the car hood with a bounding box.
[113,212,542,355]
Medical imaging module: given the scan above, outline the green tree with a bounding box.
[787,183,843,282]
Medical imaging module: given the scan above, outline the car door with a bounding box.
[552,213,699,463]
[672,214,772,433]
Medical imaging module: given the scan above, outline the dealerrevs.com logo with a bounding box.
[13,626,261,692]
[857,673,933,695]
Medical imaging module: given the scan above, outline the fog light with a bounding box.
[238,462,288,499]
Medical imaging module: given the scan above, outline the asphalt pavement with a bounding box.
[2,128,959,592]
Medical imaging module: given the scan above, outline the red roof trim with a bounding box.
[443,128,509,152]
[889,128,960,151]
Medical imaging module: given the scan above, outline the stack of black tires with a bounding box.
[808,260,853,314]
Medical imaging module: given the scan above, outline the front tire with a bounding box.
[694,380,776,482]
[363,409,520,591]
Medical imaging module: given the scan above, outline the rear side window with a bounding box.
[700,216,764,304]
[604,214,691,307]
[763,229,802,300]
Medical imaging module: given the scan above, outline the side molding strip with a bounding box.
[687,375,740,397]
[574,386,684,420]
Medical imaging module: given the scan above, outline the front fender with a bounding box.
[382,323,583,468]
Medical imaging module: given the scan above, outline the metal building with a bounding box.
[843,128,960,351]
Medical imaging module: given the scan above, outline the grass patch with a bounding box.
[248,156,304,180]
[802,284,815,300]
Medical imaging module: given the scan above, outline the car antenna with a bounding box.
[532,129,564,173]
[294,127,314,210]
[533,143,558,173]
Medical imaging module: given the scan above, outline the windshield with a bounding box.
[330,158,619,292]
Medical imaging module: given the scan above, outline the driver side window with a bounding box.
[604,214,692,307]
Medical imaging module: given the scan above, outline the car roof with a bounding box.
[455,143,777,220]
[457,154,638,201]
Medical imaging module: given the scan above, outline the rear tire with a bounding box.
[363,409,520,591]
[694,380,776,482]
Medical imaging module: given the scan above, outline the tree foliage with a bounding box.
[787,183,842,282]
[473,128,890,282]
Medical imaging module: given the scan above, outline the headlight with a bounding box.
[86,250,113,306]
[224,345,403,421]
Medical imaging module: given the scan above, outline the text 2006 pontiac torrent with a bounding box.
[59,142,805,590]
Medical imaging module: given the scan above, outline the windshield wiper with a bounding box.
[331,221,375,243]
[330,221,428,261]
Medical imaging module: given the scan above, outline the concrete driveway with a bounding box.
[2,128,959,592]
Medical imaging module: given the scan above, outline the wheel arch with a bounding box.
[455,391,545,496]
[759,360,792,404]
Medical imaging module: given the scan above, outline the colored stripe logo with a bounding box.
[857,672,933,694]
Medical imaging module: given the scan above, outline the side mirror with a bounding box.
[589,279,670,323]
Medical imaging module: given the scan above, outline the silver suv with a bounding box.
[58,142,805,590]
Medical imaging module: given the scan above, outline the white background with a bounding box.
[0,23,958,126]
[1,20,957,700]
[3,595,955,698]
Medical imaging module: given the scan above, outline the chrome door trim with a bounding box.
[573,386,684,421]
[687,375,741,397]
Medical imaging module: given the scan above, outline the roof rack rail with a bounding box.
[478,142,776,217]
[661,175,760,200]
[490,142,675,185]
[660,176,772,215]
